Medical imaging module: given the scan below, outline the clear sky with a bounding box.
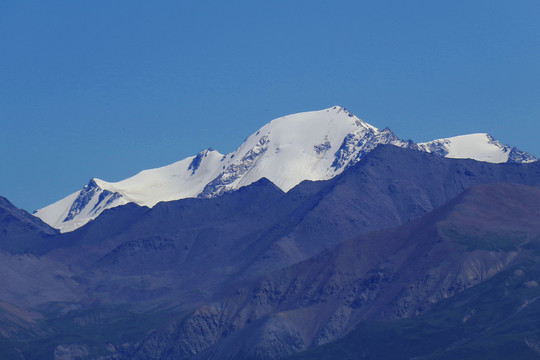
[1,1,539,212]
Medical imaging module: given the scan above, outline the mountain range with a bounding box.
[33,106,537,232]
[0,107,539,359]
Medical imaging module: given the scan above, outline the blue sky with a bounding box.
[1,1,539,211]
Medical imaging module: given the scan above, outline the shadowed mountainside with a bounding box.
[130,183,540,359]
[0,196,58,254]
[45,145,540,276]
[1,146,540,359]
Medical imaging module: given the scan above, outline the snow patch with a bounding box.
[418,134,511,163]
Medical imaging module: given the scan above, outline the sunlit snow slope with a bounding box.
[34,106,537,232]
[36,149,225,232]
[418,133,537,164]
[198,106,407,197]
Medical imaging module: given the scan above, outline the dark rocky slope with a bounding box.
[1,146,540,359]
[0,196,58,254]
[45,145,540,280]
[129,183,540,359]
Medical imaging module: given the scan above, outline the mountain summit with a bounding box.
[34,106,537,232]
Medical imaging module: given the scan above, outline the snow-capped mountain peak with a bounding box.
[34,106,537,232]
[34,148,225,232]
[200,106,392,197]
[417,133,536,164]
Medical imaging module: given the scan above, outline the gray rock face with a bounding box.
[508,146,538,163]
[199,135,271,198]
[330,127,411,171]
[64,179,123,223]
[188,148,217,175]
